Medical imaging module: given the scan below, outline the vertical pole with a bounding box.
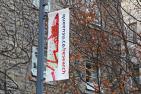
[36,0,45,94]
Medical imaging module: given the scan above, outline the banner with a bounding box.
[32,0,50,12]
[31,46,46,79]
[31,46,38,77]
[46,8,70,82]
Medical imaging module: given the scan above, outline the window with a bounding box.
[132,64,140,83]
[85,0,92,3]
[85,0,101,26]
[130,22,137,43]
[127,22,137,43]
[86,0,95,2]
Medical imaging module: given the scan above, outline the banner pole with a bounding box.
[36,0,46,94]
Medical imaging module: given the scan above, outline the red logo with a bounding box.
[47,13,59,80]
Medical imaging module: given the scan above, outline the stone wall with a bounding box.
[0,0,38,93]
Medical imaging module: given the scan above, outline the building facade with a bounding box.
[121,0,141,93]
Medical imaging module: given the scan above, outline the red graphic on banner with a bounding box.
[47,13,59,80]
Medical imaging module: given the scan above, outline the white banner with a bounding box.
[31,46,46,79]
[31,46,38,77]
[32,0,50,12]
[46,8,70,82]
